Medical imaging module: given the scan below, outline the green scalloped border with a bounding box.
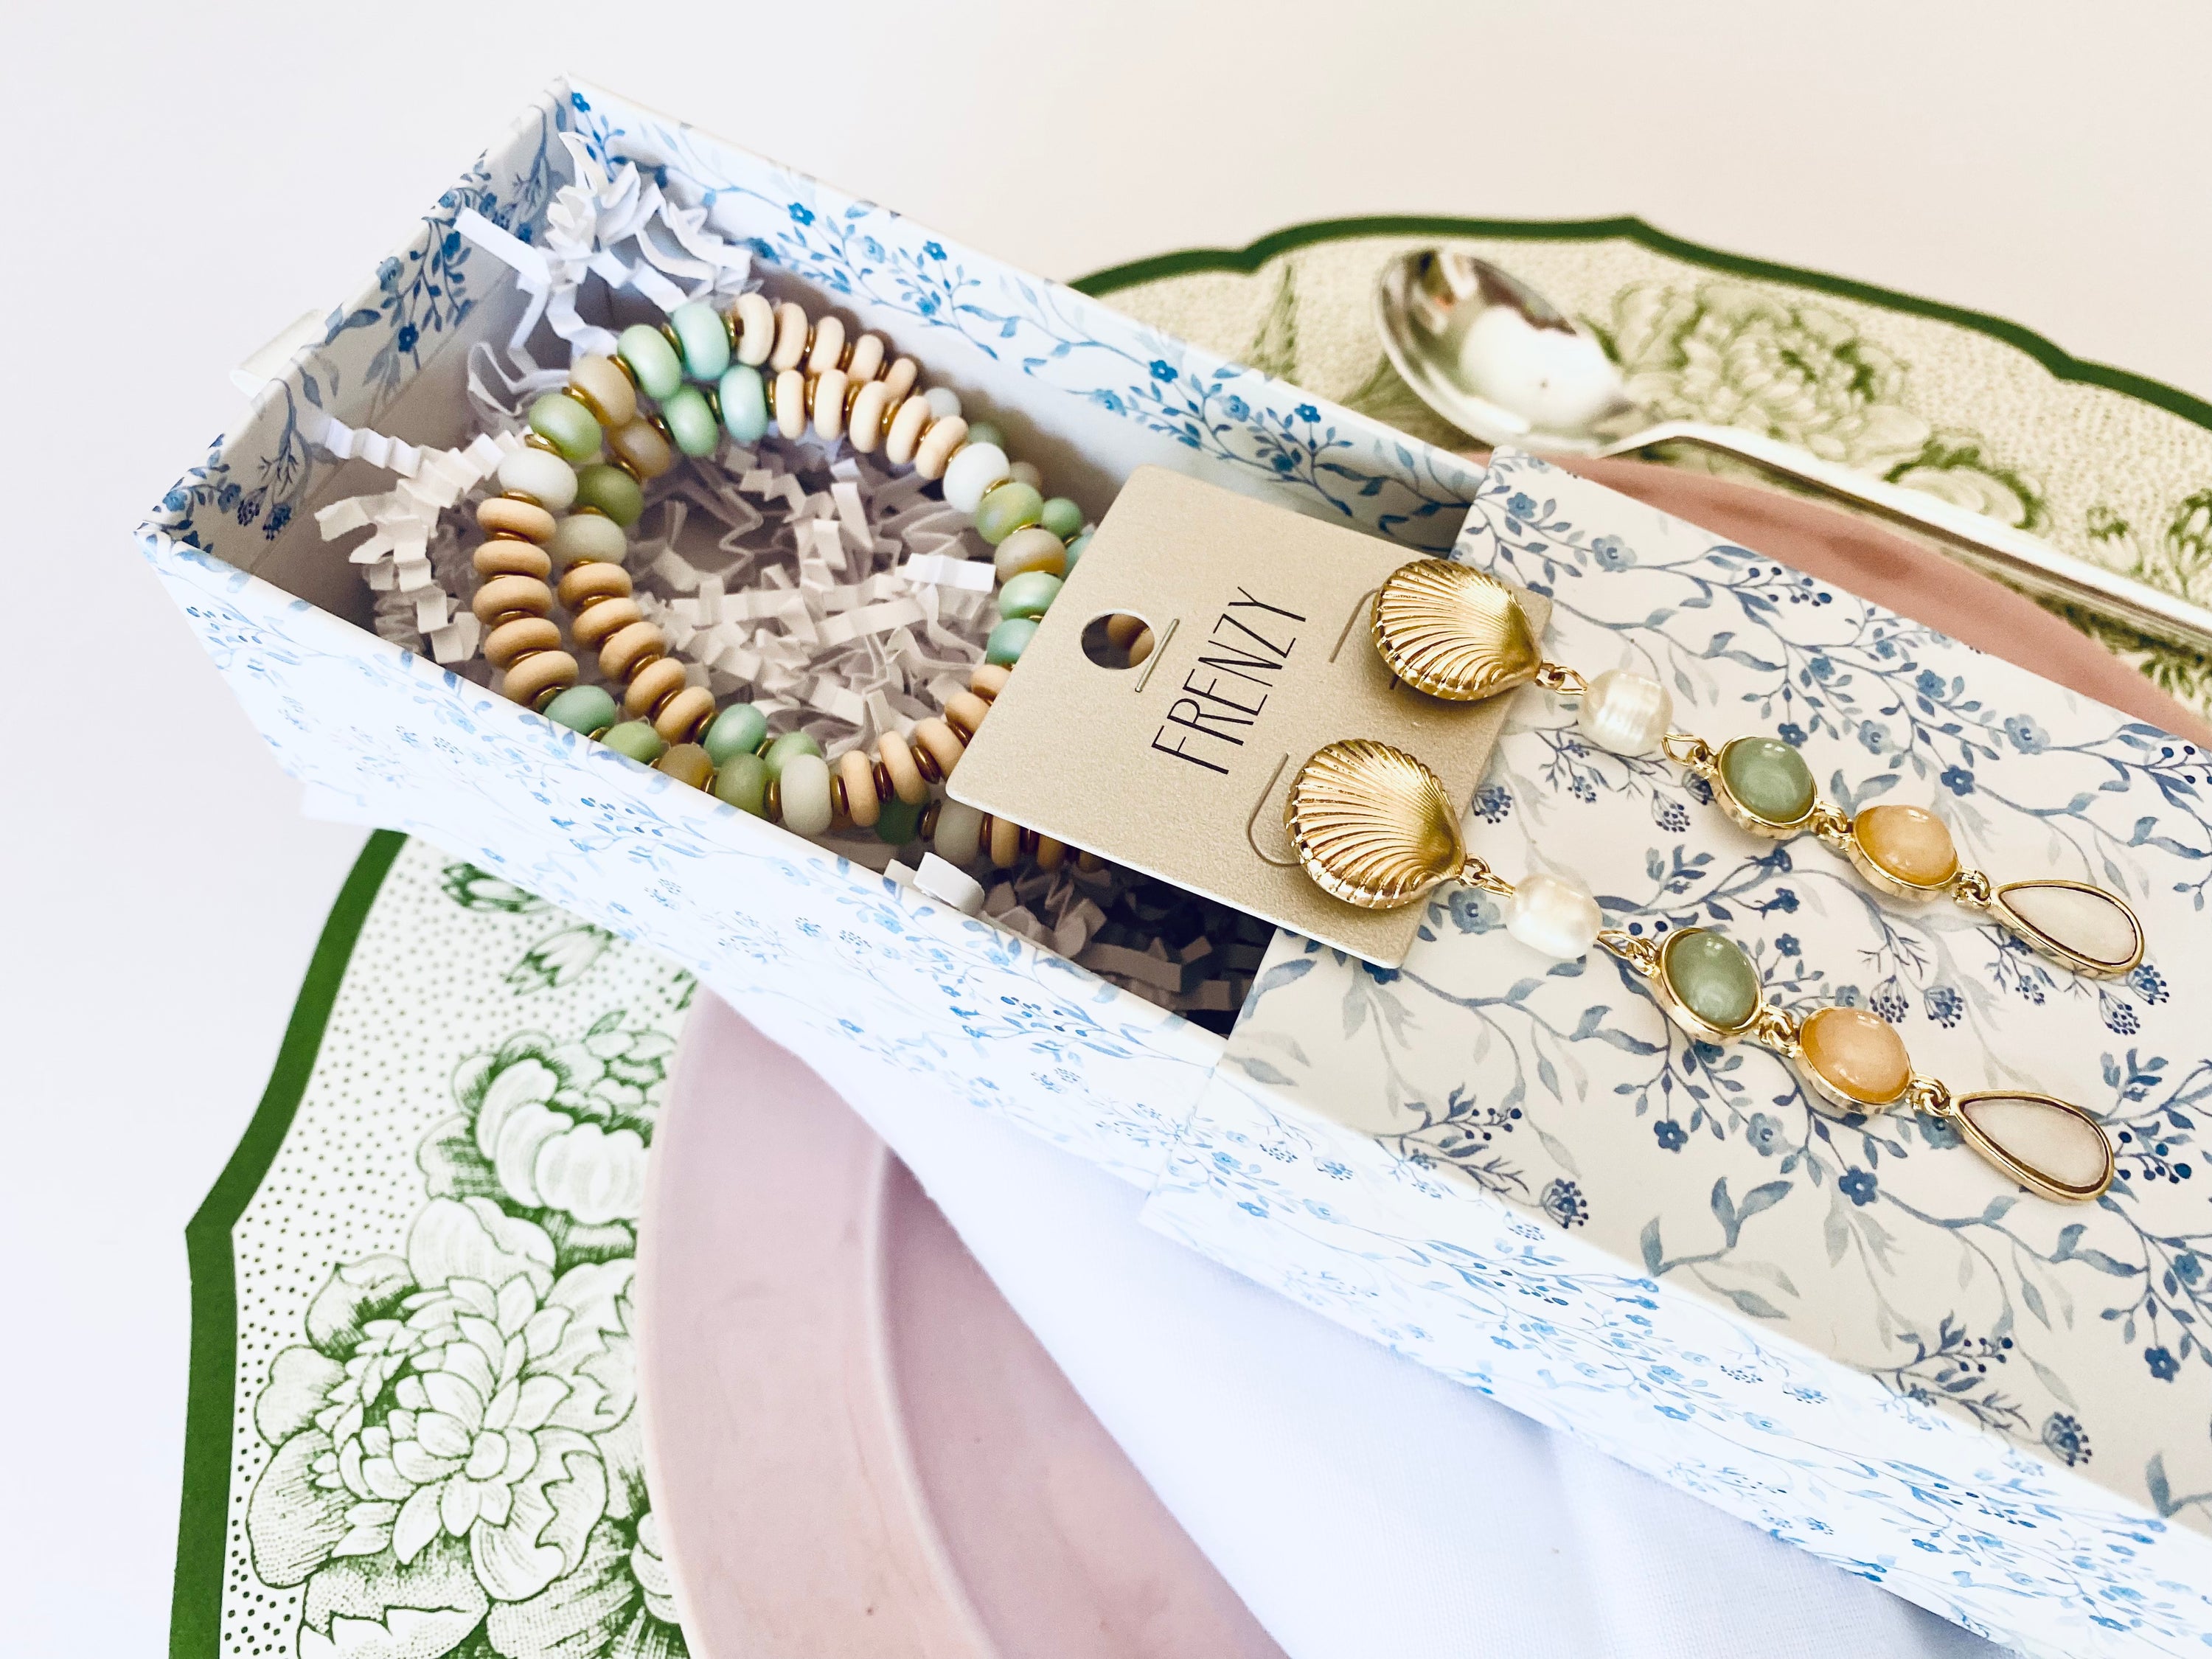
[171,830,406,1658]
[1072,213,2212,437]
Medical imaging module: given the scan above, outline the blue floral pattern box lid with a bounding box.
[1144,448,2212,1657]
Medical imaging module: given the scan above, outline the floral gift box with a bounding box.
[139,77,1486,1191]
[142,79,2212,1659]
[1143,449,2212,1658]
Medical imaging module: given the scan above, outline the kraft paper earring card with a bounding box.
[950,467,1545,964]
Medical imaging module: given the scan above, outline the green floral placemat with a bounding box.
[1078,216,2212,712]
[178,218,2212,1659]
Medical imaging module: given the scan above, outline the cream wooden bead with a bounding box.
[988,814,1021,869]
[845,333,885,385]
[484,616,561,669]
[942,689,992,741]
[933,799,984,865]
[472,574,552,624]
[501,649,577,707]
[836,750,880,827]
[883,394,932,465]
[655,685,717,744]
[970,663,1012,700]
[876,731,928,805]
[567,354,638,427]
[779,754,835,835]
[475,540,552,580]
[624,655,690,720]
[911,717,964,781]
[571,596,643,649]
[770,302,810,371]
[734,293,776,366]
[477,496,556,543]
[557,560,631,609]
[811,369,848,440]
[880,357,919,406]
[599,620,666,681]
[805,315,845,375]
[774,369,808,440]
[847,380,892,453]
[913,415,968,480]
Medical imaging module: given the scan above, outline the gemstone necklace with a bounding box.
[1284,739,2115,1203]
[1367,558,2146,979]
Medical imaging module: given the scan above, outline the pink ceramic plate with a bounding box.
[637,463,2208,1659]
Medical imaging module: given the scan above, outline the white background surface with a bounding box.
[5,3,2209,1650]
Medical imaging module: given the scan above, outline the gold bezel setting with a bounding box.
[1705,737,1820,841]
[1649,928,1765,1043]
[1989,879,2146,978]
[1840,818,1956,902]
[1952,1092,2116,1202]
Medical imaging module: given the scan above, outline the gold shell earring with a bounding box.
[1366,557,2146,979]
[1284,737,2114,1203]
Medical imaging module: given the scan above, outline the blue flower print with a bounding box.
[2003,714,2049,753]
[1777,722,1807,748]
[1655,1119,1688,1152]
[1507,492,1540,521]
[1294,403,1320,423]
[1746,1113,1786,1157]
[788,202,815,225]
[1223,394,1250,422]
[2146,1346,2180,1382]
[1840,1168,1879,1206]
[396,322,419,355]
[1472,784,1514,824]
[1871,979,1910,1023]
[1447,889,1501,934]
[1940,765,1976,796]
[1150,359,1178,383]
[1767,888,1800,914]
[1924,984,1964,1027]
[2177,1251,2203,1285]
[2131,963,2170,1004]
[1651,794,1690,833]
[2040,1413,2091,1467]
[1773,933,1801,959]
[1591,534,1636,571]
[1540,1178,1590,1228]
[2102,991,2140,1036]
[923,240,945,260]
[1090,389,1127,415]
[1915,669,1947,698]
[1857,720,1888,753]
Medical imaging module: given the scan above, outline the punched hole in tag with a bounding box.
[1080,611,1162,672]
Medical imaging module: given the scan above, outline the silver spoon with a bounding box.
[1375,248,2212,660]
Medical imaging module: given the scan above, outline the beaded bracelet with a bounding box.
[464,291,1107,872]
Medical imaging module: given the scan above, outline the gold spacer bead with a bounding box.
[607,353,639,389]
[524,433,562,455]
[561,383,614,425]
[919,799,941,839]
[765,777,782,821]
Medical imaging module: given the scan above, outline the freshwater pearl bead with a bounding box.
[1798,1006,1911,1107]
[529,393,602,462]
[943,442,1012,513]
[933,799,985,865]
[497,445,578,512]
[779,754,835,835]
[1850,804,1958,888]
[550,512,627,567]
[1503,872,1601,960]
[568,354,638,428]
[719,365,769,443]
[924,386,962,422]
[733,293,776,366]
[617,324,684,400]
[1577,669,1672,755]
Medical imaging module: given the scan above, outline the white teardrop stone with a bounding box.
[1577,669,1672,755]
[1996,881,2141,970]
[1506,871,1602,960]
[1958,1094,2112,1196]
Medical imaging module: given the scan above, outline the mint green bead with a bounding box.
[662,386,720,457]
[963,420,1005,451]
[529,392,601,462]
[617,324,684,400]
[874,793,925,845]
[1661,928,1762,1033]
[543,684,617,737]
[1062,533,1091,575]
[703,702,769,766]
[998,571,1062,620]
[1039,497,1084,540]
[714,753,770,816]
[602,721,667,765]
[974,481,1044,546]
[1719,736,1816,827]
[986,617,1039,666]
[669,301,730,380]
[720,365,769,442]
[573,465,644,529]
[762,731,824,781]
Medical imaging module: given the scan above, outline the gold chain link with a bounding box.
[1949,869,1994,908]
[1748,1004,1801,1057]
[1534,661,1588,696]
[1596,929,1660,975]
[1662,728,1717,771]
[1907,1074,1955,1118]
[1458,855,1517,897]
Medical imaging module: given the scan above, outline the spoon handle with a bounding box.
[1599,418,2212,660]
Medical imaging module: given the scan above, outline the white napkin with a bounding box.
[821,1025,2000,1659]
